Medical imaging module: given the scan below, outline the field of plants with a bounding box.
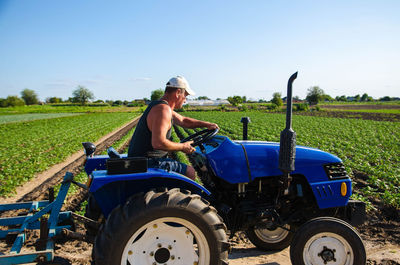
[0,113,80,124]
[0,112,137,196]
[182,111,400,209]
[0,104,142,114]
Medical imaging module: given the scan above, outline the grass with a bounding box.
[0,105,143,114]
[0,113,81,124]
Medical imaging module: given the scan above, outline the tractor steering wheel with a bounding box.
[180,128,219,147]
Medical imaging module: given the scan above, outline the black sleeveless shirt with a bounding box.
[127,100,172,158]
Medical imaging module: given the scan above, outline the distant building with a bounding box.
[185,99,229,106]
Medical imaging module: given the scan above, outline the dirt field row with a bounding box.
[320,104,400,110]
[296,110,400,122]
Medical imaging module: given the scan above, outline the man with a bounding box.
[128,76,219,180]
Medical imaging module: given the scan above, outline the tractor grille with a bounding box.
[324,162,348,180]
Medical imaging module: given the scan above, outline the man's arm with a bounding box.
[148,104,195,154]
[172,111,219,129]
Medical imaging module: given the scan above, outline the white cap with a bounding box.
[166,76,196,96]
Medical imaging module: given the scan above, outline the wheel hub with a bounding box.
[319,246,336,263]
[123,219,207,265]
[155,247,170,263]
[304,232,353,265]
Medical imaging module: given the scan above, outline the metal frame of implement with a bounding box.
[0,172,74,265]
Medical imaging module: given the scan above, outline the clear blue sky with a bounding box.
[0,0,399,101]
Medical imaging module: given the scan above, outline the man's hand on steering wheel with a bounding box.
[205,122,219,130]
[180,127,220,150]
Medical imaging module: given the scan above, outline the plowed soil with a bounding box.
[295,110,400,122]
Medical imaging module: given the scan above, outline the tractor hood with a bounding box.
[239,140,341,180]
[206,137,342,184]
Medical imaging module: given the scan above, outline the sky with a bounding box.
[0,0,399,101]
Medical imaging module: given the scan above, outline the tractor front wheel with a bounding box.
[290,217,366,265]
[93,188,229,265]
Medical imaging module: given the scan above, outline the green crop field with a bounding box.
[0,104,143,114]
[0,113,81,124]
[182,111,400,209]
[0,112,138,196]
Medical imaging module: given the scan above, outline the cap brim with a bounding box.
[185,86,195,96]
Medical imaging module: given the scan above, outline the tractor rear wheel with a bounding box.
[290,217,366,265]
[246,224,293,250]
[93,188,230,265]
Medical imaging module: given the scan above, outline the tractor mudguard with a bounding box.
[89,168,210,218]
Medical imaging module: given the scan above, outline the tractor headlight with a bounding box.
[341,182,347,196]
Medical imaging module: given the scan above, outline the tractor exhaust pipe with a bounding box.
[278,72,298,189]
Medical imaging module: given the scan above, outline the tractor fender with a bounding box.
[89,168,211,218]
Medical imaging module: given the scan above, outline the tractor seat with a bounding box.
[106,147,148,175]
[107,147,121,159]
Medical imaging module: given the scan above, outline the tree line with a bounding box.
[1,85,398,108]
[0,86,146,107]
[227,86,398,107]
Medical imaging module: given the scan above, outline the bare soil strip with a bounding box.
[1,115,140,204]
[295,110,400,122]
[320,104,400,110]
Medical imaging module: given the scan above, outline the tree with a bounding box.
[4,96,25,107]
[322,94,334,102]
[361,93,371,102]
[336,95,347,102]
[227,95,243,106]
[0,98,6,107]
[380,96,391,102]
[151,89,164,101]
[306,86,324,105]
[197,96,210,100]
[21,89,39,105]
[293,95,301,101]
[271,92,283,107]
[354,94,361,102]
[72,86,94,105]
[113,100,123,106]
[46,97,63,103]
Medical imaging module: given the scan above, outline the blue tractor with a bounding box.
[83,73,366,265]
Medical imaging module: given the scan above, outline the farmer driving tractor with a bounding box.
[127,76,219,180]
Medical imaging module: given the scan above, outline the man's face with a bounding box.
[176,89,188,108]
